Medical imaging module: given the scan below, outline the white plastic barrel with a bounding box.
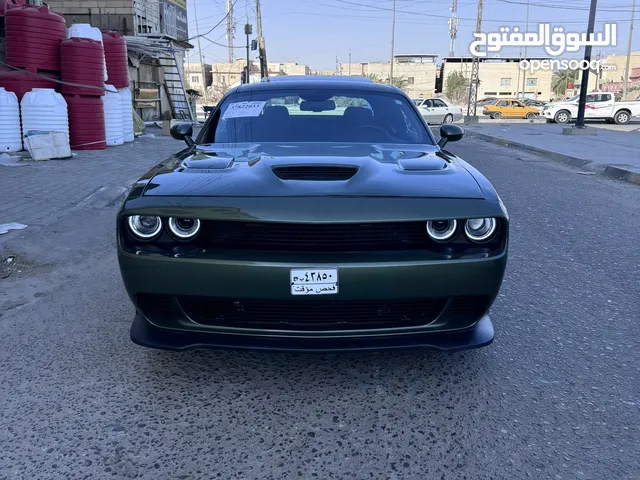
[118,87,134,143]
[0,87,22,152]
[20,88,69,145]
[102,84,124,146]
[66,23,108,81]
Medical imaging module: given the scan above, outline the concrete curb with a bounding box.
[464,129,640,186]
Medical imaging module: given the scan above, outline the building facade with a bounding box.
[441,57,554,102]
[45,0,193,121]
[184,63,212,95]
[340,54,438,98]
[45,0,188,39]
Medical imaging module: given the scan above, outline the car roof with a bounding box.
[232,76,400,94]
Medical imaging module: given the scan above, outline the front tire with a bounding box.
[554,110,571,124]
[614,110,631,124]
[493,112,502,119]
[443,114,454,124]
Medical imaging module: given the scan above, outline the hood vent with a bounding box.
[272,165,358,181]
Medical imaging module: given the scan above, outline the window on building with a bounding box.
[407,77,415,85]
[484,91,498,95]
[499,92,511,96]
[191,75,200,83]
[500,78,512,87]
[526,78,538,87]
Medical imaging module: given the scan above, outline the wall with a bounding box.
[184,63,212,95]
[340,59,438,97]
[45,0,135,34]
[600,52,640,83]
[442,59,553,102]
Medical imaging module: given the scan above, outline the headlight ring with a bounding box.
[426,219,458,242]
[127,215,163,240]
[464,217,497,242]
[168,217,201,240]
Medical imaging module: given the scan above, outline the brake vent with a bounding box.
[272,165,358,181]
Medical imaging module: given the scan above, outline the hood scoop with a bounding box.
[272,165,359,181]
[183,152,235,170]
[397,153,447,171]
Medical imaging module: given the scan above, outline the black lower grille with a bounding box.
[137,294,181,320]
[446,295,491,319]
[178,296,447,331]
[202,221,430,252]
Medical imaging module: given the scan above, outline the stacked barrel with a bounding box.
[61,34,106,150]
[1,4,64,101]
[103,30,134,143]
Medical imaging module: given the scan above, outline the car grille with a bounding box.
[272,165,358,181]
[202,221,430,252]
[177,296,448,331]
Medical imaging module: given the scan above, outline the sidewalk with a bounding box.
[0,127,186,230]
[463,123,640,185]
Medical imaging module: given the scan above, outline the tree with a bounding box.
[445,71,467,104]
[552,68,578,96]
[385,75,409,90]
[364,73,382,83]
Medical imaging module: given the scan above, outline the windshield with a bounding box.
[566,94,580,102]
[201,88,434,145]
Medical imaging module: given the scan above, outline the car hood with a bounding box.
[142,143,486,199]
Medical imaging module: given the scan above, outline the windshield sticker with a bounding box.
[222,101,267,119]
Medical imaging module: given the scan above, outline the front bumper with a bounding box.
[130,312,494,353]
[119,249,506,352]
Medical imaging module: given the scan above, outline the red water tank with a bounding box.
[64,94,106,150]
[102,30,129,88]
[61,38,105,96]
[0,68,60,102]
[0,0,26,16]
[5,5,66,72]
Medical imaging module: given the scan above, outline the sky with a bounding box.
[184,0,640,71]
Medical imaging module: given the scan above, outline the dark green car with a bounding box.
[117,76,509,352]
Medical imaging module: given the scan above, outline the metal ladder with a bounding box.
[158,48,196,122]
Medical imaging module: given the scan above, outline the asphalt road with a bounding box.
[1,137,639,480]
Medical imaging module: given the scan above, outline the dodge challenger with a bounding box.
[117,76,509,353]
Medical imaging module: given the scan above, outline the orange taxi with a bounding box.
[482,99,540,119]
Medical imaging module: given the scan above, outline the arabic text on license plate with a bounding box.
[290,268,338,295]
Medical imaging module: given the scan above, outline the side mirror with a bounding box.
[438,124,464,149]
[170,123,195,147]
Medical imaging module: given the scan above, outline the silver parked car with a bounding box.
[413,98,464,124]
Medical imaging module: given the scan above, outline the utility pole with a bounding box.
[466,0,483,117]
[244,23,252,84]
[349,49,352,75]
[390,0,396,83]
[448,0,458,57]
[336,55,340,74]
[192,0,207,96]
[575,0,598,128]
[226,0,236,63]
[256,0,268,78]
[520,0,531,99]
[623,0,636,100]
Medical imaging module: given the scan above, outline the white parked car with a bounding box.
[542,92,640,124]
[412,98,464,124]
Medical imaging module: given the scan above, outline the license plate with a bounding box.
[290,268,338,295]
